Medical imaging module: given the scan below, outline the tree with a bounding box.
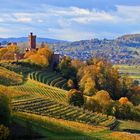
[119,97,129,105]
[0,125,9,140]
[7,45,19,53]
[0,86,11,125]
[83,77,96,96]
[29,54,49,66]
[67,89,84,107]
[37,45,53,61]
[58,56,77,86]
[85,96,101,112]
[0,48,8,60]
[24,50,36,59]
[67,79,74,89]
[93,90,111,112]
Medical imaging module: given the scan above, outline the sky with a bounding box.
[0,0,140,41]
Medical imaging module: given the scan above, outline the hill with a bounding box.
[0,66,23,86]
[0,37,67,44]
[117,34,140,42]
[49,33,140,65]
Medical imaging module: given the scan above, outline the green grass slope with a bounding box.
[0,66,23,86]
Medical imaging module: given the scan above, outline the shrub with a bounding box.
[0,125,9,140]
[0,87,11,125]
[94,90,111,112]
[67,89,84,107]
[85,96,101,112]
[119,97,129,105]
[67,79,74,89]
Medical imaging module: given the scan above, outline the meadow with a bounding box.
[114,65,140,84]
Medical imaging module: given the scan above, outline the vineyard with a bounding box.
[0,64,118,133]
[0,61,68,89]
[12,97,117,128]
[12,80,67,103]
[0,66,23,86]
[29,71,67,89]
[11,80,118,129]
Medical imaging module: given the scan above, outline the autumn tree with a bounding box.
[85,96,101,112]
[119,97,129,105]
[67,89,84,107]
[80,74,96,96]
[0,48,8,60]
[29,54,49,66]
[58,56,77,86]
[78,58,133,100]
[0,86,11,125]
[24,50,36,59]
[37,45,53,62]
[24,45,53,67]
[7,44,19,53]
[67,79,74,89]
[93,90,111,112]
[0,44,19,61]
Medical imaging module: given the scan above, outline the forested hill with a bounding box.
[0,37,67,44]
[49,34,140,65]
[118,34,140,42]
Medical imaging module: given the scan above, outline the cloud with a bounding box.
[0,27,11,33]
[0,3,139,40]
[115,5,140,23]
[47,28,95,41]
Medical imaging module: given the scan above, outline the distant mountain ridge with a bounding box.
[0,37,67,44]
[117,34,140,41]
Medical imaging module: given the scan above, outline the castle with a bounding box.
[27,32,60,67]
[28,32,36,50]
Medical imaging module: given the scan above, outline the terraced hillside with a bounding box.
[11,80,118,129]
[0,66,23,86]
[12,80,67,103]
[12,97,117,128]
[0,61,68,89]
[29,71,67,89]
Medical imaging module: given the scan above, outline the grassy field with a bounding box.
[114,65,140,84]
[12,112,140,140]
[0,66,23,86]
[117,120,140,133]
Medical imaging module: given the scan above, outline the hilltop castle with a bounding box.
[28,32,36,50]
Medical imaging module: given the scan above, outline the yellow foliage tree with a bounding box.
[7,45,19,53]
[29,54,49,66]
[24,50,36,59]
[119,97,129,105]
[94,90,111,107]
[84,77,96,96]
[37,46,53,61]
[67,79,74,89]
[0,48,8,60]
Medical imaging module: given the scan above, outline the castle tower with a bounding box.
[28,32,36,50]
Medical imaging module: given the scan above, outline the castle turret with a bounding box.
[28,32,36,50]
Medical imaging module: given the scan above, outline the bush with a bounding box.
[67,89,84,107]
[0,87,11,125]
[105,100,140,121]
[94,90,111,112]
[119,97,129,105]
[85,96,101,112]
[0,125,9,140]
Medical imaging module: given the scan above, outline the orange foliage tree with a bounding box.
[119,97,129,105]
[24,45,53,67]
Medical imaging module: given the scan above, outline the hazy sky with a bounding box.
[0,0,140,41]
